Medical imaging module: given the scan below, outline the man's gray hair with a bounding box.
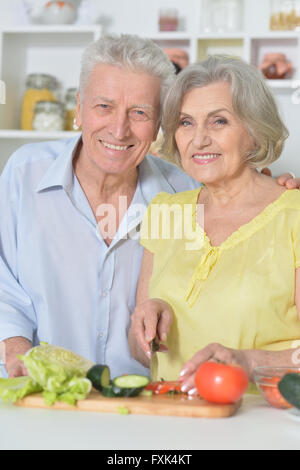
[162,54,289,168]
[79,34,176,117]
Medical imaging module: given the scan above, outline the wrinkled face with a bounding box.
[76,63,161,176]
[175,82,255,185]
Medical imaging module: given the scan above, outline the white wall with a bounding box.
[0,0,300,176]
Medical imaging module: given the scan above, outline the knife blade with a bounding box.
[151,335,160,353]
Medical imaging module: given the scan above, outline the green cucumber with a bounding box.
[101,385,119,398]
[87,364,110,392]
[112,374,150,398]
[278,373,300,409]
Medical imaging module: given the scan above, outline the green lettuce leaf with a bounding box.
[18,343,93,406]
[0,376,42,403]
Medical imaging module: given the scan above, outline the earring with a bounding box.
[73,118,80,131]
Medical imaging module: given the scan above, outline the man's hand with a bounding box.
[4,337,32,377]
[261,168,300,189]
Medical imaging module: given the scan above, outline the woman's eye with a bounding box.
[215,118,227,125]
[180,119,192,127]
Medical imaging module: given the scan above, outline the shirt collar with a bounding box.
[138,154,177,206]
[36,138,175,202]
[36,135,82,194]
[112,155,177,245]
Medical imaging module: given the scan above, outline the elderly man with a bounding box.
[0,34,297,379]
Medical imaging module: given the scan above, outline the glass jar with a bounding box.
[33,101,65,132]
[210,0,244,32]
[65,87,80,131]
[294,0,300,29]
[270,0,296,30]
[21,73,58,130]
[159,9,179,32]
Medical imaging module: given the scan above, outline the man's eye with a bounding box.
[94,104,110,110]
[130,109,148,121]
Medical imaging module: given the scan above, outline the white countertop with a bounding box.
[0,395,299,450]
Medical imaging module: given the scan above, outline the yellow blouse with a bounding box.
[140,188,300,381]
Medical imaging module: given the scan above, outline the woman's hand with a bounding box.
[130,298,173,362]
[179,343,252,396]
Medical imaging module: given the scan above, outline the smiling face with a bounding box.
[175,82,255,186]
[76,63,161,178]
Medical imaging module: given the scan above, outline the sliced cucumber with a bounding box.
[87,364,110,392]
[278,373,300,409]
[101,385,119,398]
[112,374,150,397]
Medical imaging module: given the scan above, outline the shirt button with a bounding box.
[98,332,103,338]
[101,291,108,297]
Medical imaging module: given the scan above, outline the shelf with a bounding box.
[267,79,296,88]
[250,31,300,39]
[0,26,101,132]
[197,32,245,39]
[148,32,192,40]
[197,37,244,61]
[0,130,80,139]
[2,25,102,34]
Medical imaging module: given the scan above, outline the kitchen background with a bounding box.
[0,0,299,176]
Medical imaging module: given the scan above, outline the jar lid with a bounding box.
[26,73,57,90]
[66,87,78,94]
[159,8,178,16]
[34,100,64,113]
[65,87,78,100]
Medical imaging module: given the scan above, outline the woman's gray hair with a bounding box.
[161,55,289,168]
[79,34,176,118]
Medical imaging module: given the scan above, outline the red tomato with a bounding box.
[145,381,182,395]
[195,361,249,404]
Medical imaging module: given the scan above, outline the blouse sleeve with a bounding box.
[140,191,172,254]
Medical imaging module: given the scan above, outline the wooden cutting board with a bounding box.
[16,390,242,418]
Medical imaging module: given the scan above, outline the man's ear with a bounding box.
[75,92,82,128]
[152,122,161,142]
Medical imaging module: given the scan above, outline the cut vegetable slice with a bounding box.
[87,364,110,392]
[145,380,182,395]
[111,374,150,397]
[113,375,149,389]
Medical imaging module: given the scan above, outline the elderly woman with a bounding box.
[129,54,300,392]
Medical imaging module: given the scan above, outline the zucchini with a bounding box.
[112,375,150,398]
[87,364,110,392]
[87,367,150,398]
[278,373,300,409]
[101,385,119,398]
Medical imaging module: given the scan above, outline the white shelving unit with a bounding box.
[0,24,101,171]
[0,0,300,174]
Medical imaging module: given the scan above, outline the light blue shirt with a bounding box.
[0,136,199,378]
